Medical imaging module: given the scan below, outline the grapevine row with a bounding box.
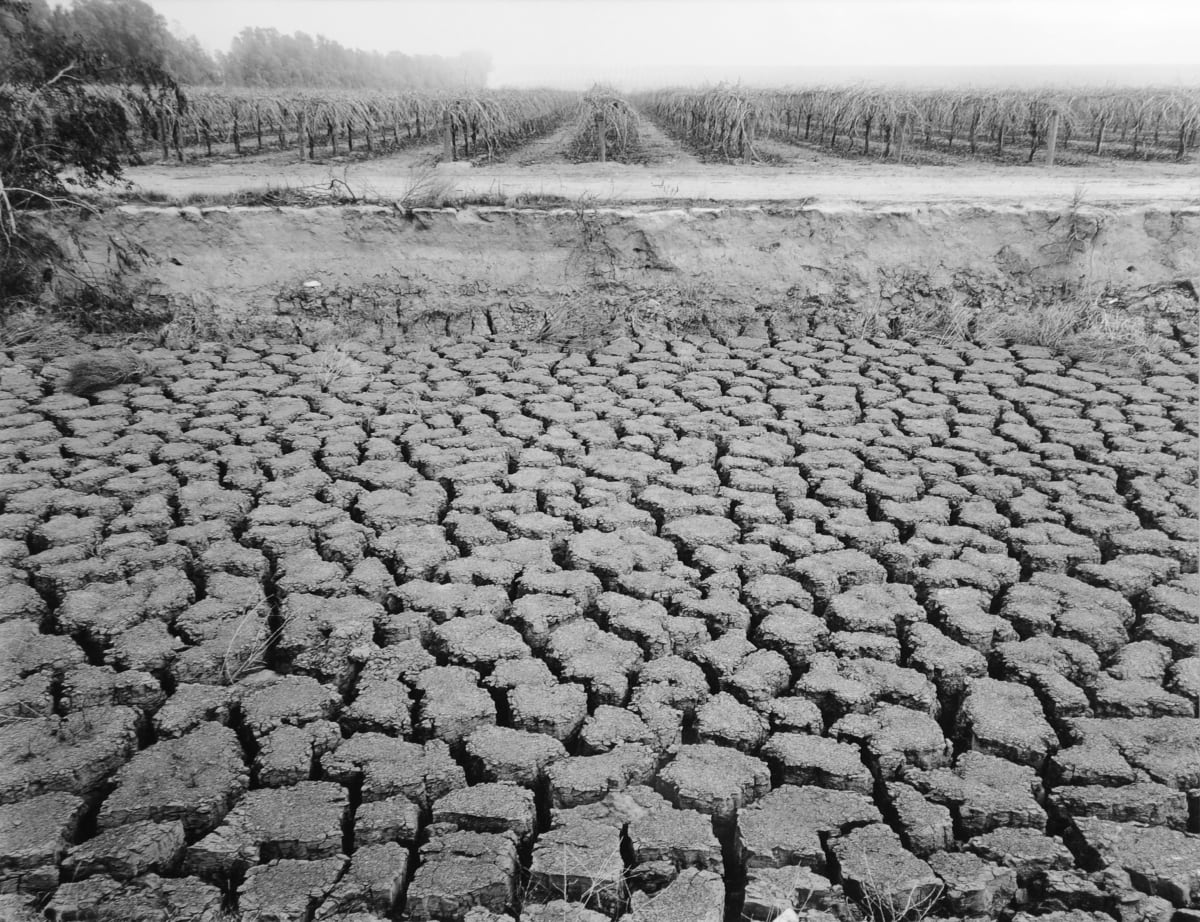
[0,85,577,164]
[570,85,641,162]
[635,85,761,160]
[636,84,1200,161]
[765,86,1200,161]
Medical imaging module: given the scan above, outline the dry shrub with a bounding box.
[61,350,157,396]
[399,162,457,209]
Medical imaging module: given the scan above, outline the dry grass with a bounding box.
[304,341,379,390]
[530,284,718,352]
[146,295,243,348]
[523,832,626,917]
[399,161,458,210]
[859,283,1177,370]
[59,349,158,396]
[901,295,976,345]
[741,863,819,922]
[531,296,620,349]
[220,601,282,686]
[855,861,943,922]
[974,295,1171,367]
[0,308,76,354]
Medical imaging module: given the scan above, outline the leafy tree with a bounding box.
[2,0,215,85]
[69,0,174,80]
[165,34,221,85]
[0,0,184,213]
[0,0,183,322]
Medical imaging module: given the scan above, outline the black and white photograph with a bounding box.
[0,0,1197,920]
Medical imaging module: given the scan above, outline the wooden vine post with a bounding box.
[595,111,606,162]
[1046,109,1060,166]
[443,108,454,161]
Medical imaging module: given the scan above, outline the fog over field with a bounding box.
[149,0,1200,88]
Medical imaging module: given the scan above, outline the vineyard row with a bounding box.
[637,85,1200,161]
[1,85,577,164]
[4,82,1198,167]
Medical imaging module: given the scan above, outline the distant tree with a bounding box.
[5,1,489,91]
[68,0,174,79]
[219,26,492,89]
[2,0,220,86]
[164,33,220,84]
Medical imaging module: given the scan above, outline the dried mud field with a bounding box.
[2,318,1198,922]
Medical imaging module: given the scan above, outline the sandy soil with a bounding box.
[115,124,1200,208]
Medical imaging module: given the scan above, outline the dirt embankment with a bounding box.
[35,202,1200,339]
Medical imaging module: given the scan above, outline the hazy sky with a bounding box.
[148,0,1200,87]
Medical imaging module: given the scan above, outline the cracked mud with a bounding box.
[1,321,1198,922]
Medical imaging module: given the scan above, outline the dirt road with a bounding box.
[117,138,1200,208]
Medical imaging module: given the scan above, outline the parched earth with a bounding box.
[1,322,1198,922]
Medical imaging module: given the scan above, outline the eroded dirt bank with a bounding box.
[35,202,1200,338]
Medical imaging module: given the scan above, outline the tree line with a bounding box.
[223,28,490,89]
[0,0,491,88]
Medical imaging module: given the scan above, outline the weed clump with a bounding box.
[0,308,75,353]
[61,350,156,396]
[974,298,1172,367]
